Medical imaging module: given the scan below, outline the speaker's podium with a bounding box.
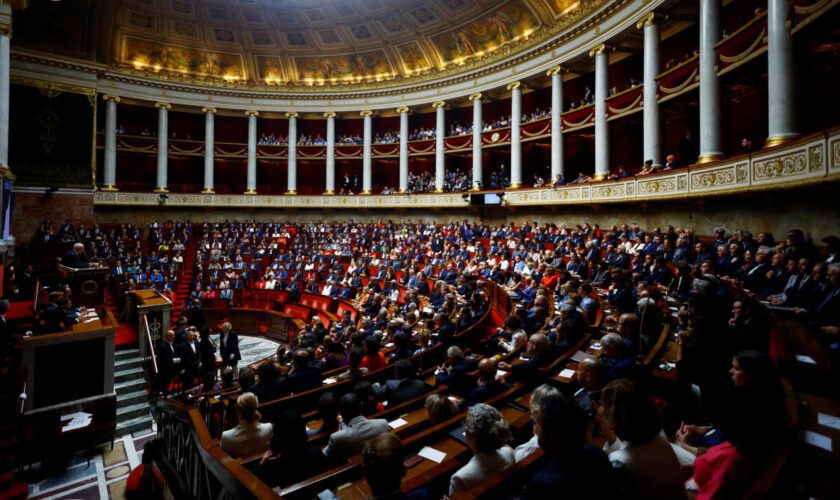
[20,308,119,459]
[56,258,109,307]
[133,289,172,360]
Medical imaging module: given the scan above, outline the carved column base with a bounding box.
[592,173,607,181]
[765,134,800,148]
[323,189,335,195]
[244,188,257,195]
[100,185,118,191]
[201,188,215,194]
[153,187,169,193]
[508,182,522,189]
[361,189,372,195]
[434,187,444,193]
[285,190,297,195]
[695,153,725,165]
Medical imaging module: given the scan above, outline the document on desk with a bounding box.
[418,446,447,463]
[323,377,337,384]
[388,418,408,429]
[818,413,840,431]
[558,368,576,379]
[800,430,832,452]
[60,411,92,422]
[571,351,594,363]
[62,415,93,432]
[795,354,817,365]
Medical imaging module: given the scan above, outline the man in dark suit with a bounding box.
[435,346,478,397]
[499,333,552,385]
[374,359,427,407]
[63,243,90,268]
[284,349,323,394]
[469,358,512,404]
[219,321,241,368]
[435,313,456,345]
[414,273,430,296]
[155,329,182,394]
[177,330,202,388]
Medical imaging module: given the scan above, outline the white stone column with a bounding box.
[201,107,216,193]
[639,13,662,166]
[323,112,335,194]
[469,93,483,190]
[101,95,120,190]
[698,0,724,163]
[286,112,298,194]
[0,7,10,173]
[361,110,373,194]
[767,0,799,146]
[245,110,259,194]
[397,106,410,193]
[548,67,565,180]
[508,82,523,188]
[591,45,610,179]
[154,102,171,192]
[433,101,446,192]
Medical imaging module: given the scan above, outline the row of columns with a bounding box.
[97,2,799,194]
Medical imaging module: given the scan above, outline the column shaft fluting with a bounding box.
[767,0,799,144]
[593,46,610,179]
[202,108,215,193]
[398,108,409,193]
[287,113,298,194]
[245,111,258,194]
[698,0,724,162]
[470,94,483,189]
[362,111,373,194]
[641,15,662,166]
[102,96,119,189]
[550,69,564,180]
[509,83,522,188]
[155,103,169,192]
[434,102,445,192]
[324,113,335,194]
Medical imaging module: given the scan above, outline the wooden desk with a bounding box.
[335,436,469,499]
[652,339,681,382]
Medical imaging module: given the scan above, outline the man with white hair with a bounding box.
[63,242,90,268]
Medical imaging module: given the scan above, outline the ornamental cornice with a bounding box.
[9,0,656,108]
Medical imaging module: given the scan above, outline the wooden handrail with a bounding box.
[144,314,159,375]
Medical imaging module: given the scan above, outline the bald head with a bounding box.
[478,358,497,381]
[576,357,606,393]
[528,333,549,356]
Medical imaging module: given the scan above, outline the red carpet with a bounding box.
[116,322,139,346]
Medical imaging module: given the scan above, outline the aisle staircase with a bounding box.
[114,348,153,436]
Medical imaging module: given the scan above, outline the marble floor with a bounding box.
[22,334,280,499]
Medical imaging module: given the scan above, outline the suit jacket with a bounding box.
[322,416,390,459]
[177,341,201,376]
[415,280,430,296]
[63,250,89,269]
[436,359,478,396]
[521,446,617,499]
[219,331,241,365]
[284,367,323,394]
[156,340,181,378]
[468,379,512,404]
[377,378,428,407]
[198,337,217,373]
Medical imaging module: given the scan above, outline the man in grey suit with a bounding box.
[322,393,390,459]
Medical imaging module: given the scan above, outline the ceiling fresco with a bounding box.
[12,0,602,88]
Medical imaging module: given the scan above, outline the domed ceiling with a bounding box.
[12,0,603,89]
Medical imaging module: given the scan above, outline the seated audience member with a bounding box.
[374,359,427,407]
[601,333,639,382]
[249,362,284,403]
[576,357,607,404]
[425,393,459,424]
[435,346,478,396]
[498,333,552,384]
[688,351,790,498]
[599,379,687,499]
[220,393,273,459]
[469,358,512,404]
[308,392,341,436]
[449,403,515,495]
[515,384,561,462]
[284,349,323,394]
[338,348,369,382]
[355,380,385,415]
[253,411,323,486]
[518,385,617,499]
[362,433,431,500]
[322,393,390,459]
[360,336,388,371]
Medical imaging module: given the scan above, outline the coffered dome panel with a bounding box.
[12,0,602,89]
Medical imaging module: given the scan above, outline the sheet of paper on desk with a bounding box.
[323,378,337,384]
[60,411,92,422]
[495,369,508,380]
[818,413,840,431]
[571,351,594,363]
[795,354,817,365]
[388,418,408,429]
[559,368,575,379]
[62,415,93,432]
[800,430,832,452]
[418,446,447,463]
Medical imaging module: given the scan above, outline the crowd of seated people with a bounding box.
[49,218,831,497]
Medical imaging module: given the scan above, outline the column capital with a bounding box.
[432,101,446,109]
[154,102,171,110]
[0,4,12,38]
[636,12,666,29]
[506,82,522,91]
[360,110,374,118]
[323,111,336,119]
[468,93,483,102]
[244,110,259,117]
[102,94,121,103]
[396,106,410,114]
[286,111,300,119]
[201,107,217,114]
[546,66,567,77]
[588,44,612,57]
